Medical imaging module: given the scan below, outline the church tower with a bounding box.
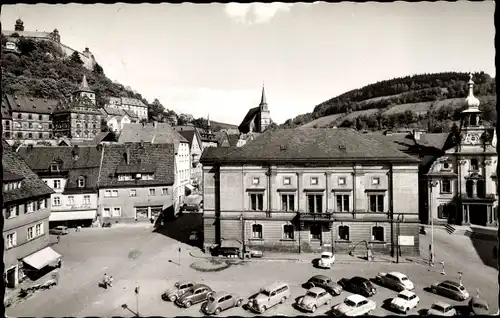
[259,84,270,132]
[459,73,484,149]
[15,19,24,32]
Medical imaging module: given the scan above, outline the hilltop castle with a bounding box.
[2,19,97,70]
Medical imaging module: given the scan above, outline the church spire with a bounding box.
[207,114,211,127]
[259,83,268,111]
[80,74,89,91]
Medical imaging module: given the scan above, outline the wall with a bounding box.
[11,111,53,142]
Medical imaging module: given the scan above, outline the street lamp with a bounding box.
[429,180,439,267]
[135,286,140,317]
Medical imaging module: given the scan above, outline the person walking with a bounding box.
[103,273,109,289]
[109,276,114,287]
[57,235,61,244]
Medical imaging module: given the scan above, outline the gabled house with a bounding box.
[97,143,175,222]
[100,107,139,133]
[176,129,203,188]
[18,145,102,228]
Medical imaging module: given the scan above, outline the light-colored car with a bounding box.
[176,284,213,308]
[189,231,199,241]
[426,301,457,316]
[430,280,470,301]
[201,291,244,315]
[318,251,335,269]
[49,226,69,235]
[390,290,420,314]
[375,271,414,291]
[247,282,290,313]
[161,281,195,302]
[305,275,343,296]
[332,294,376,316]
[469,297,489,315]
[296,287,333,313]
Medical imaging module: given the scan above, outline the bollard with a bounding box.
[440,261,446,275]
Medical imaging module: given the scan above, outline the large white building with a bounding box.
[107,97,148,121]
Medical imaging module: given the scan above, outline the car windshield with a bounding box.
[344,299,357,307]
[322,255,331,259]
[208,296,215,302]
[259,289,270,296]
[306,291,318,298]
[473,303,488,310]
[401,276,408,281]
[431,305,445,312]
[398,295,409,301]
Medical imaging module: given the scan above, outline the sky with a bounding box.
[1,2,495,125]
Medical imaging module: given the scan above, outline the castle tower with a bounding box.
[15,19,24,32]
[259,84,270,132]
[52,29,61,42]
[206,114,212,135]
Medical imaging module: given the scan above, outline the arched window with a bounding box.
[476,180,485,198]
[338,225,350,241]
[470,114,477,126]
[470,159,479,171]
[371,226,384,242]
[465,180,474,197]
[252,224,262,239]
[283,224,294,239]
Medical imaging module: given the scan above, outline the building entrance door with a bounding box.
[5,267,16,289]
[469,204,487,226]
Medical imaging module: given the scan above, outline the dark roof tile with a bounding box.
[5,94,59,114]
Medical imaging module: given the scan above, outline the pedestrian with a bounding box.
[57,235,61,244]
[109,276,114,287]
[103,273,109,287]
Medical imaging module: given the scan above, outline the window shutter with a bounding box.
[16,205,20,216]
[437,205,443,219]
[24,203,28,214]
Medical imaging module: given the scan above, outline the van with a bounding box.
[248,282,291,313]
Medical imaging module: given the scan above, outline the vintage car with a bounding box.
[201,291,244,315]
[332,294,376,316]
[426,301,457,316]
[469,297,489,315]
[318,252,335,269]
[338,276,377,298]
[390,290,420,314]
[247,282,290,313]
[430,280,470,301]
[296,287,333,313]
[176,284,213,308]
[161,280,195,302]
[305,275,343,296]
[49,226,69,235]
[375,271,415,291]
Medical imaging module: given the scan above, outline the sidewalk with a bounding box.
[81,223,155,230]
[188,248,416,264]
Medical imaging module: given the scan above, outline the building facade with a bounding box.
[18,145,102,228]
[100,107,138,133]
[177,129,204,189]
[97,143,175,222]
[106,96,148,121]
[52,75,102,141]
[201,128,421,256]
[3,141,57,289]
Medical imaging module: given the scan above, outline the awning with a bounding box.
[23,247,61,270]
[221,239,241,248]
[185,184,195,191]
[49,210,96,222]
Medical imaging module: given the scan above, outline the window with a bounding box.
[68,196,75,205]
[336,194,350,212]
[28,114,33,120]
[83,195,90,205]
[118,174,133,181]
[102,208,110,217]
[37,198,46,210]
[105,190,112,197]
[281,194,295,211]
[18,113,22,119]
[53,197,61,206]
[338,225,350,241]
[38,132,43,139]
[26,201,34,213]
[476,180,486,198]
[252,224,263,239]
[470,159,479,171]
[283,224,294,239]
[162,188,168,195]
[437,204,449,219]
[250,193,264,211]
[310,177,319,185]
[6,232,17,248]
[283,177,291,185]
[6,206,17,219]
[53,180,61,189]
[130,189,137,197]
[441,180,451,193]
[27,226,34,240]
[368,194,384,212]
[39,114,43,120]
[35,223,43,236]
[112,207,121,217]
[372,226,384,241]
[443,162,450,169]
[307,194,323,213]
[112,190,118,197]
[78,176,86,188]
[310,224,322,240]
[28,133,33,138]
[465,180,474,197]
[149,189,156,196]
[28,122,33,128]
[371,177,380,185]
[338,177,346,185]
[252,177,260,185]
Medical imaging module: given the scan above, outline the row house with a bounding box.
[119,122,192,212]
[100,107,139,133]
[98,143,175,222]
[18,145,102,228]
[176,129,204,189]
[106,96,148,121]
[200,128,421,256]
[3,141,59,290]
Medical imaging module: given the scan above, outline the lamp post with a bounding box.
[396,214,404,263]
[135,286,140,317]
[429,180,439,267]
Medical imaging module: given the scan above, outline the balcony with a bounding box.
[460,193,496,202]
[298,212,332,222]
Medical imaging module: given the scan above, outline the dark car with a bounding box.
[211,246,240,257]
[430,280,470,301]
[201,291,244,315]
[305,275,343,296]
[338,276,377,297]
[176,284,214,308]
[161,280,195,302]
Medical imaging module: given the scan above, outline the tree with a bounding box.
[17,37,36,56]
[93,63,104,75]
[70,51,83,65]
[148,98,165,119]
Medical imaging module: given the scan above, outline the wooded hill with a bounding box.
[281,72,496,133]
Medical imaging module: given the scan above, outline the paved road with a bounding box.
[6,219,498,317]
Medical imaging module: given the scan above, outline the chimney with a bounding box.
[72,145,80,161]
[413,129,422,141]
[124,148,130,165]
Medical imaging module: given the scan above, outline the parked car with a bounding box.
[375,271,415,291]
[211,246,240,257]
[176,284,213,308]
[296,287,333,313]
[161,281,195,302]
[426,301,457,316]
[182,195,203,212]
[331,294,376,316]
[390,290,420,314]
[49,226,69,235]
[247,282,290,313]
[201,291,243,315]
[430,280,470,301]
[318,251,335,269]
[469,297,489,315]
[305,275,343,296]
[338,276,377,298]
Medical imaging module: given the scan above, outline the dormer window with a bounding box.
[78,176,86,188]
[51,163,60,172]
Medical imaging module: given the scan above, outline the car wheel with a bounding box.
[259,305,267,312]
[311,305,317,313]
[455,295,462,301]
[214,308,221,315]
[431,288,437,294]
[280,297,287,304]
[185,301,192,308]
[169,295,177,302]
[405,308,410,314]
[397,285,405,292]
[236,299,243,307]
[207,292,213,299]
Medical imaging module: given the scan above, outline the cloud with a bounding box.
[224,2,296,25]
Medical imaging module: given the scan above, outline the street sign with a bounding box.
[398,236,415,246]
